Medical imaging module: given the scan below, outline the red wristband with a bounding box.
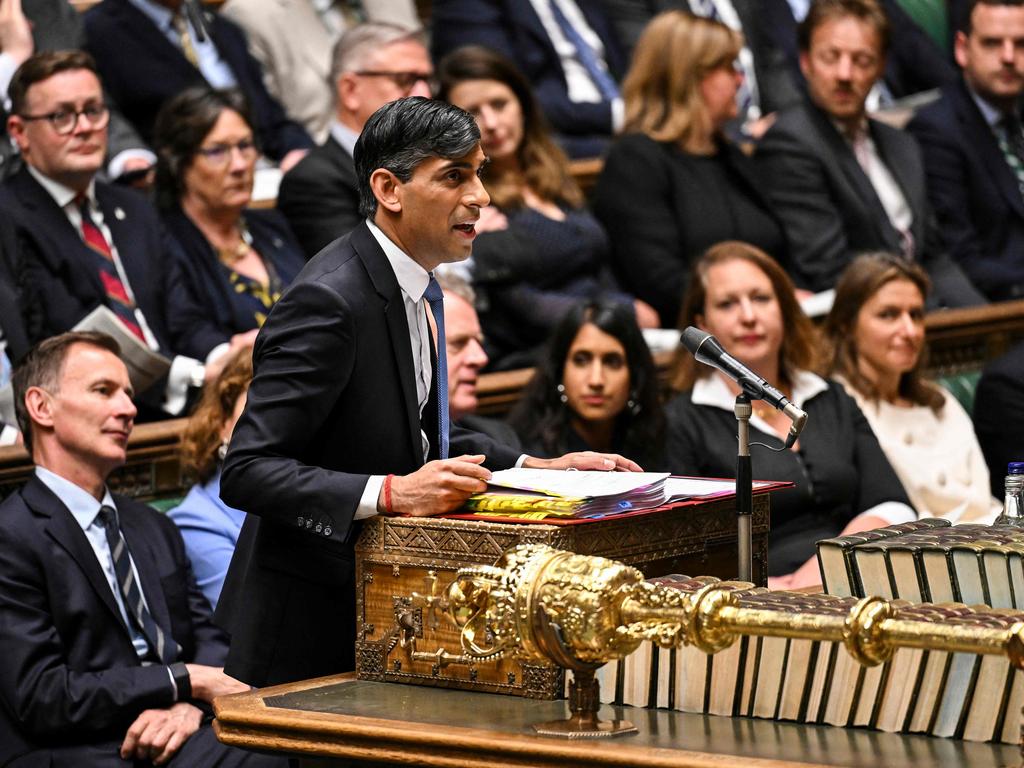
[383,474,395,515]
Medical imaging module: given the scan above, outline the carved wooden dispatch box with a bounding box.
[354,493,771,699]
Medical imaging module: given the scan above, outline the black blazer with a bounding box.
[664,377,911,576]
[0,166,176,356]
[755,100,983,305]
[974,341,1024,498]
[0,215,30,364]
[0,475,228,763]
[219,221,522,686]
[593,132,785,325]
[277,135,360,258]
[431,0,626,138]
[83,0,313,161]
[907,79,1024,300]
[162,207,306,359]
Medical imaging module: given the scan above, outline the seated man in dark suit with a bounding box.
[431,0,626,157]
[219,96,639,687]
[277,22,433,257]
[83,0,313,171]
[437,270,522,448]
[0,51,250,419]
[0,331,284,767]
[907,0,1024,301]
[755,0,983,306]
[974,340,1024,498]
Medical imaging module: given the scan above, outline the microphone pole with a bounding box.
[734,392,753,583]
[681,327,809,583]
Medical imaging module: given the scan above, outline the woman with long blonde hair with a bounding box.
[594,11,786,326]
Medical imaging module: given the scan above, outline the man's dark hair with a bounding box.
[959,0,1024,34]
[798,0,891,55]
[353,96,481,219]
[13,331,121,453]
[9,50,100,117]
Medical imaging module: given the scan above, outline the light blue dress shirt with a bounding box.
[126,0,238,89]
[34,466,152,660]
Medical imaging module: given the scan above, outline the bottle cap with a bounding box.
[1009,462,1024,475]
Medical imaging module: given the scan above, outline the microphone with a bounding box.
[680,326,808,449]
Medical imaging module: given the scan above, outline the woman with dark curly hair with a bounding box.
[437,45,657,369]
[153,86,305,361]
[509,300,664,469]
[168,349,252,608]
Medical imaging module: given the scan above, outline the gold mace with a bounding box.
[407,544,1024,738]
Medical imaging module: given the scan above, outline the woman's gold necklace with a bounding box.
[216,222,253,265]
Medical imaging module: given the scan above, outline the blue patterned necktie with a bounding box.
[424,276,450,460]
[98,505,180,664]
[547,0,620,101]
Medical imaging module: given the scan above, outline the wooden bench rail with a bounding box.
[2,299,1022,502]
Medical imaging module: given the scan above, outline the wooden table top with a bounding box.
[213,673,1021,767]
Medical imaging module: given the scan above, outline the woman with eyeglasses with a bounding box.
[153,86,305,360]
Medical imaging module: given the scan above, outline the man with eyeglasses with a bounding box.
[220,0,419,142]
[0,51,250,420]
[278,22,434,257]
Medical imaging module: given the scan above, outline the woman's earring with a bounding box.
[217,440,229,461]
[557,383,568,404]
[627,391,641,416]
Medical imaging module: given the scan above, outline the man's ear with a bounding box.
[23,386,55,432]
[370,168,403,214]
[7,115,28,154]
[336,72,361,114]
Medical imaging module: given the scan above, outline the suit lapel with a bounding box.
[95,185,148,306]
[870,120,925,247]
[109,0,205,82]
[24,476,131,633]
[118,502,174,638]
[11,168,106,299]
[351,224,422,461]
[807,107,901,249]
[954,81,1024,219]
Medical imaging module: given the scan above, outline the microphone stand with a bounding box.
[734,393,753,582]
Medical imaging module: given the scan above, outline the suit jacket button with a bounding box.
[297,516,305,526]
[324,527,332,536]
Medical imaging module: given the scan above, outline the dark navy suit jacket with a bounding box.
[83,0,313,160]
[907,79,1024,299]
[431,0,626,140]
[0,475,228,765]
[219,221,521,686]
[0,166,177,355]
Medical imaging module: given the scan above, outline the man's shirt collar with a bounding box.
[366,219,430,301]
[329,120,359,158]
[691,368,829,411]
[34,465,116,531]
[27,164,96,210]
[965,80,1011,129]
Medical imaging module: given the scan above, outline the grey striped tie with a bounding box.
[98,505,179,664]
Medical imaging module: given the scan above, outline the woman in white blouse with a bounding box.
[824,253,1000,524]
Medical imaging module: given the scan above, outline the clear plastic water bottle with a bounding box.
[995,462,1024,525]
